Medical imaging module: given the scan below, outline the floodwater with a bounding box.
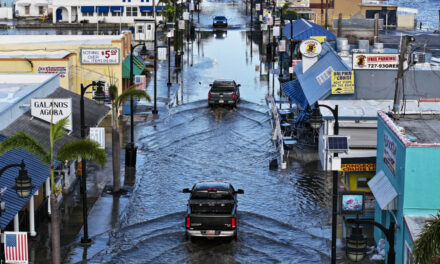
[63,0,333,263]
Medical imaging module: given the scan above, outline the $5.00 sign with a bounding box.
[81,48,120,64]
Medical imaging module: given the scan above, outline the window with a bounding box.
[39,6,44,15]
[137,25,143,33]
[357,176,372,189]
[141,11,152,16]
[126,7,137,16]
[25,6,30,15]
[112,11,122,16]
[83,11,93,16]
[147,25,151,30]
[98,11,108,16]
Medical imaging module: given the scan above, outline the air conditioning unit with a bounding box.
[412,52,426,63]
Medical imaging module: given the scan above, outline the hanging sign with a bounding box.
[81,48,120,64]
[331,71,355,94]
[273,26,280,36]
[31,98,73,131]
[352,53,399,70]
[178,20,185,29]
[279,40,286,52]
[189,2,195,11]
[255,3,260,11]
[299,39,322,58]
[158,47,167,60]
[341,163,376,172]
[183,12,189,20]
[90,127,105,149]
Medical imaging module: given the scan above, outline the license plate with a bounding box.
[206,230,216,235]
[219,100,224,103]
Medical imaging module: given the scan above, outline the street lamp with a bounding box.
[0,160,34,199]
[346,224,367,262]
[79,81,105,244]
[126,43,148,168]
[309,103,339,264]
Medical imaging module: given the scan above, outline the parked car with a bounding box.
[213,16,228,27]
[182,181,244,241]
[208,80,240,107]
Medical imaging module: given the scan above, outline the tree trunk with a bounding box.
[50,194,60,264]
[112,127,121,193]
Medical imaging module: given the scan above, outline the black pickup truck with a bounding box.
[182,181,244,241]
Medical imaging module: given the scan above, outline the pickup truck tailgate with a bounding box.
[210,91,234,101]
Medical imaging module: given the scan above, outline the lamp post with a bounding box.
[126,43,148,168]
[80,81,105,244]
[0,160,34,199]
[346,218,396,264]
[309,103,339,264]
[153,20,164,115]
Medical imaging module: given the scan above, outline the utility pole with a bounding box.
[325,0,329,29]
[392,35,413,119]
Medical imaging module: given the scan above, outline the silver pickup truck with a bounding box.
[208,80,240,108]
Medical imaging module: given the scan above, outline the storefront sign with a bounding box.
[81,49,120,64]
[316,66,334,85]
[331,71,354,94]
[384,131,396,175]
[37,66,67,78]
[276,0,309,7]
[299,39,322,58]
[353,53,399,70]
[31,98,72,131]
[341,163,376,172]
[340,191,365,215]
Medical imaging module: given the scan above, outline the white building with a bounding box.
[50,0,167,24]
[15,0,49,18]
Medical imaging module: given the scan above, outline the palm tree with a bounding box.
[108,72,150,193]
[413,211,440,264]
[0,116,107,264]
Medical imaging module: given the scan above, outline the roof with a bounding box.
[0,35,125,45]
[404,215,434,243]
[1,87,110,153]
[0,51,71,59]
[282,19,336,41]
[317,100,440,120]
[0,74,55,114]
[294,43,350,107]
[0,135,50,230]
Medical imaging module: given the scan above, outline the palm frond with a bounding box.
[109,84,118,102]
[0,132,50,163]
[413,212,440,264]
[51,115,69,144]
[115,88,151,109]
[56,139,107,168]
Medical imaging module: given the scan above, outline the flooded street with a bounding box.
[62,0,333,263]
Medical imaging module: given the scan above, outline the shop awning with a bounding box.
[282,79,307,109]
[140,6,153,12]
[367,170,398,210]
[282,18,336,41]
[110,6,124,12]
[122,55,146,79]
[96,6,109,13]
[81,6,95,13]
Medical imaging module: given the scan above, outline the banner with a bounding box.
[279,40,286,52]
[158,47,167,60]
[5,232,28,263]
[178,20,185,29]
[353,53,399,70]
[273,26,280,37]
[90,127,105,149]
[331,71,354,94]
[255,3,260,11]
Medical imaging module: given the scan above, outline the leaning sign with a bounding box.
[353,53,399,70]
[331,71,354,94]
[81,48,120,64]
[31,98,73,131]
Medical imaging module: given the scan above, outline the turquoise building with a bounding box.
[372,111,440,263]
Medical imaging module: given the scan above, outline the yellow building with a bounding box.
[0,32,145,98]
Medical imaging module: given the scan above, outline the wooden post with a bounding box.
[337,13,342,37]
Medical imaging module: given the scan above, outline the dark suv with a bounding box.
[208,80,240,107]
[183,181,244,241]
[213,16,228,27]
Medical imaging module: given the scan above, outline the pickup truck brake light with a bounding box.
[186,216,191,228]
[207,188,218,192]
[231,217,236,228]
[232,92,236,100]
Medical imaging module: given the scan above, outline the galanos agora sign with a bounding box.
[31,98,73,131]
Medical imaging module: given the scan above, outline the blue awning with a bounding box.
[140,6,153,12]
[81,6,94,13]
[156,6,166,12]
[110,6,124,12]
[282,80,308,109]
[96,6,109,12]
[282,18,336,41]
